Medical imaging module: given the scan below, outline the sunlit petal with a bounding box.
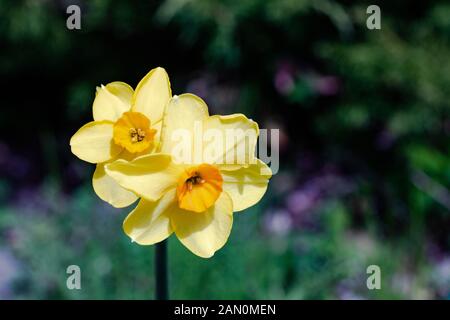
[93,82,133,122]
[221,159,271,212]
[70,121,122,163]
[93,163,138,208]
[105,154,184,201]
[171,191,233,258]
[132,67,171,123]
[123,190,176,245]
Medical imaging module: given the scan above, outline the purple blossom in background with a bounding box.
[286,188,319,215]
[13,185,68,216]
[431,256,450,298]
[14,187,49,213]
[0,249,21,299]
[270,161,355,229]
[336,288,365,300]
[0,141,30,180]
[376,129,396,150]
[284,186,320,229]
[65,160,89,186]
[313,76,340,96]
[186,76,209,99]
[286,171,353,217]
[186,73,238,115]
[274,62,296,95]
[263,209,293,236]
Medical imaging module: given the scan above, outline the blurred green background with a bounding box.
[0,0,449,299]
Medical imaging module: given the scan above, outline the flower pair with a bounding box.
[70,67,271,258]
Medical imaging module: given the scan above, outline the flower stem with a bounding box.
[155,240,168,300]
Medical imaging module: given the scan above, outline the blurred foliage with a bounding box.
[0,0,449,299]
[0,185,444,299]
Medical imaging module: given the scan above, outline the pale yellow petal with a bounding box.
[93,82,133,122]
[123,190,176,245]
[131,67,171,123]
[92,163,138,208]
[104,154,183,201]
[70,121,122,163]
[221,159,271,212]
[159,93,209,158]
[153,120,163,150]
[171,191,233,258]
[203,114,259,167]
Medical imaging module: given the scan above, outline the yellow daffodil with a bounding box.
[105,94,272,258]
[70,67,172,208]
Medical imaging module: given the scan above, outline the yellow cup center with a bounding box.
[113,111,156,153]
[177,164,223,213]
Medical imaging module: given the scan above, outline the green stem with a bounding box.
[155,240,168,300]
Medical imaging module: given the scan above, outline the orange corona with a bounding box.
[176,164,223,212]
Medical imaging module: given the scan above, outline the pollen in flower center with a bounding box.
[185,172,206,191]
[113,111,157,153]
[177,164,223,213]
[129,127,146,143]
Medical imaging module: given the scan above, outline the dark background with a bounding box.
[0,0,449,299]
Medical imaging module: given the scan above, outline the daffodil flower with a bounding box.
[105,94,272,258]
[70,67,172,208]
